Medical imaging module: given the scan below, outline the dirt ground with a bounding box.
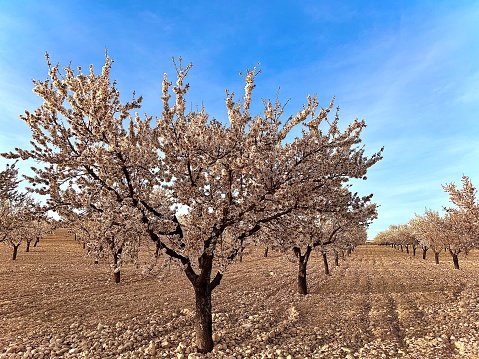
[1,233,479,358]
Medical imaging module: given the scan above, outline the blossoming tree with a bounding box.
[262,191,376,294]
[4,53,382,353]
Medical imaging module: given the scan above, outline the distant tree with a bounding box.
[396,223,418,256]
[373,225,403,249]
[412,209,446,263]
[1,162,36,259]
[0,162,21,202]
[69,207,144,283]
[1,195,43,260]
[443,176,479,250]
[4,53,382,353]
[263,193,376,294]
[372,227,394,247]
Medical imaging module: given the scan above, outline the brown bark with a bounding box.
[434,251,440,264]
[194,283,214,353]
[294,246,312,295]
[264,246,269,257]
[12,244,20,260]
[33,237,40,247]
[26,240,31,252]
[422,247,428,260]
[405,245,409,254]
[449,249,460,270]
[334,250,339,267]
[322,251,330,275]
[412,245,416,256]
[184,252,222,354]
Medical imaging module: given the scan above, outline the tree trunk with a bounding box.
[113,251,121,283]
[33,237,40,247]
[412,245,416,256]
[334,250,339,266]
[347,247,352,256]
[238,238,245,262]
[449,249,460,270]
[194,283,214,353]
[180,249,223,354]
[434,251,440,264]
[422,247,428,260]
[405,245,409,254]
[12,244,20,260]
[264,246,269,257]
[322,251,330,275]
[295,246,312,295]
[26,241,31,252]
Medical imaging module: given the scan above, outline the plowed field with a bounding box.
[1,235,479,358]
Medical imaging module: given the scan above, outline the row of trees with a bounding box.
[0,163,54,259]
[373,176,479,270]
[1,53,382,353]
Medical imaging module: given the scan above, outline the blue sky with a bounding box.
[1,1,478,240]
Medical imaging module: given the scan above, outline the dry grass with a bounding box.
[1,234,479,358]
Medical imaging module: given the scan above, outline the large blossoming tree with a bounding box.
[4,53,382,353]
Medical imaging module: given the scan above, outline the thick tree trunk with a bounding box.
[184,251,222,354]
[264,246,269,257]
[12,244,20,260]
[295,246,312,295]
[322,251,330,275]
[194,283,214,353]
[449,249,460,270]
[298,261,308,295]
[434,251,440,264]
[422,247,428,260]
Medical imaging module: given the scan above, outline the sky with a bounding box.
[0,0,478,240]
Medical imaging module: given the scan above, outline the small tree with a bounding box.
[1,195,42,260]
[263,193,376,294]
[69,208,144,283]
[4,54,382,353]
[443,176,479,252]
[1,162,45,259]
[412,210,446,263]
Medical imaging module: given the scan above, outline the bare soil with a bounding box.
[1,234,479,358]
